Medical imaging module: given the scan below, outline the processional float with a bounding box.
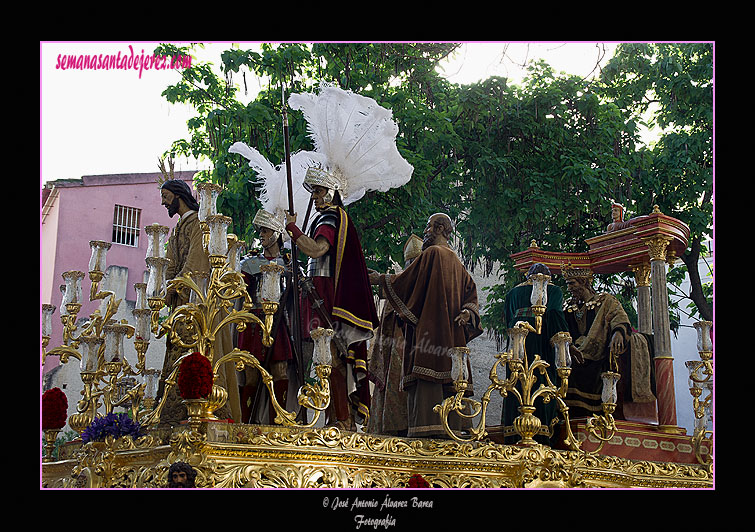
[41,87,712,488]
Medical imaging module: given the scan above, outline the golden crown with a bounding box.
[561,262,593,281]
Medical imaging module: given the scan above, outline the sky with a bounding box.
[40,41,621,185]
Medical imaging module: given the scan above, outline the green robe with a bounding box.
[500,282,569,445]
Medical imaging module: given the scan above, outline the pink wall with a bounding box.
[41,172,195,373]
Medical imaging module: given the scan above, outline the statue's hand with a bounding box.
[610,331,625,355]
[285,211,297,226]
[569,343,585,364]
[454,309,471,327]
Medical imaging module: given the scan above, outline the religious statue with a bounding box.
[167,461,197,488]
[500,263,570,445]
[228,142,326,425]
[236,222,294,424]
[284,84,414,430]
[562,265,657,420]
[373,213,483,438]
[367,234,423,436]
[155,179,241,426]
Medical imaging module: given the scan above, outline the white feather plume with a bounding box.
[229,141,327,226]
[288,84,414,205]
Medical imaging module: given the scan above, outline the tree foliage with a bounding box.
[155,42,713,336]
[600,43,713,324]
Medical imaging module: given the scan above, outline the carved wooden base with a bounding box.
[41,422,712,489]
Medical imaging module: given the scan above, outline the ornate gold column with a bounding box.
[643,233,679,431]
[631,262,652,335]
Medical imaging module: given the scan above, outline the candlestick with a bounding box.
[146,257,170,298]
[61,271,85,306]
[79,335,103,373]
[260,262,284,302]
[103,324,131,363]
[88,240,111,273]
[196,182,223,223]
[311,327,334,366]
[145,223,169,259]
[205,214,233,257]
[42,304,56,337]
[529,272,549,307]
[551,331,572,369]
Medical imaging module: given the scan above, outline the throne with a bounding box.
[496,205,708,463]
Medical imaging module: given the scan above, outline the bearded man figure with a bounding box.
[372,213,483,439]
[155,179,241,427]
[167,461,197,488]
[562,266,656,420]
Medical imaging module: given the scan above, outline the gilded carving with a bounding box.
[643,235,673,262]
[631,262,652,287]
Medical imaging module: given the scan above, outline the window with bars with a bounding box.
[112,205,141,247]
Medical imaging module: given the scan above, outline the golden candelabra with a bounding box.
[687,320,713,465]
[435,276,621,452]
[43,239,161,435]
[42,184,332,444]
[435,322,581,448]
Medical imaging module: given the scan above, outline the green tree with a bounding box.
[600,43,713,323]
[155,42,712,339]
[449,61,650,334]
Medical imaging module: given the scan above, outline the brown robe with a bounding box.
[366,300,408,436]
[379,244,483,437]
[565,292,656,418]
[157,211,241,427]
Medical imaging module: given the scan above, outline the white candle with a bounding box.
[694,320,713,353]
[508,323,528,361]
[206,214,232,256]
[529,272,550,307]
[146,257,169,298]
[88,240,111,272]
[145,224,169,259]
[62,271,85,305]
[600,371,621,405]
[551,331,572,369]
[143,368,161,400]
[197,182,222,222]
[450,347,470,383]
[310,327,334,366]
[260,262,284,302]
[103,324,130,363]
[42,304,56,337]
[134,283,147,310]
[80,336,103,373]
